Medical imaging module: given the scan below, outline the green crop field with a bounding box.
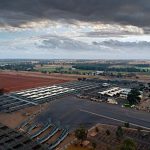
[35,65,94,75]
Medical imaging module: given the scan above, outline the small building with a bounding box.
[102,83,110,87]
[120,88,131,99]
[96,71,104,75]
[107,98,118,104]
[98,87,131,99]
[91,71,104,76]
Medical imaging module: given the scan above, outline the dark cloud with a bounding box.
[83,30,140,38]
[0,0,150,30]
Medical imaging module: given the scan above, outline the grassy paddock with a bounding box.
[35,65,94,74]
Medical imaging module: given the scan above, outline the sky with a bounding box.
[0,0,150,59]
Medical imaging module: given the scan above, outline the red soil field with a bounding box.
[0,73,71,92]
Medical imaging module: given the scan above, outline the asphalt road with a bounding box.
[36,96,150,130]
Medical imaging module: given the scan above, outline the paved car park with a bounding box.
[36,96,150,130]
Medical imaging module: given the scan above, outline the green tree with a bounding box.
[124,122,130,128]
[127,88,141,105]
[75,126,88,144]
[92,142,97,150]
[95,127,99,133]
[119,138,136,150]
[116,126,124,140]
[106,129,111,136]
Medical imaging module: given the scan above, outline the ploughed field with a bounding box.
[0,73,70,92]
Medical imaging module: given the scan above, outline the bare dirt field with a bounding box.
[87,124,150,150]
[137,99,150,112]
[0,71,75,92]
[0,70,94,81]
[136,74,150,83]
[0,104,46,129]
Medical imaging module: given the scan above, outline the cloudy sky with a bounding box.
[0,0,150,59]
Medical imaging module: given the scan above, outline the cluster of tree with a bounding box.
[118,138,137,150]
[134,64,150,67]
[73,63,110,71]
[127,88,141,105]
[116,126,124,140]
[41,70,83,75]
[108,67,146,72]
[124,122,130,128]
[74,125,137,150]
[74,125,97,149]
[75,126,88,144]
[73,64,150,73]
[115,126,137,150]
[0,63,35,71]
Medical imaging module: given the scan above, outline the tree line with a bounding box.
[73,64,150,72]
[0,63,35,71]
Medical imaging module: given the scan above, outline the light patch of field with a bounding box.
[67,145,90,150]
[0,103,48,129]
[128,61,150,65]
[109,65,131,68]
[135,67,150,71]
[35,64,72,72]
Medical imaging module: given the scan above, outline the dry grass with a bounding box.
[67,145,90,150]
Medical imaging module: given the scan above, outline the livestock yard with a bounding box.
[0,123,47,150]
[0,80,101,113]
[0,72,150,150]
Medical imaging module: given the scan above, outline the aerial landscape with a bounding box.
[0,1,150,150]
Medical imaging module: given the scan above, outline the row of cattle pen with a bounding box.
[0,81,101,113]
[17,117,69,150]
